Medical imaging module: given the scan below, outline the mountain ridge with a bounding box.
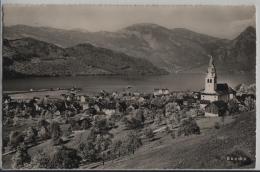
[3,37,167,78]
[4,24,256,73]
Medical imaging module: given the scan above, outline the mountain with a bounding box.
[4,24,256,73]
[3,38,167,78]
[209,26,256,73]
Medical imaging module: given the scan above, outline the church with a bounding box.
[200,56,236,115]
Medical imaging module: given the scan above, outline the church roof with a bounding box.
[216,83,236,95]
[216,83,229,94]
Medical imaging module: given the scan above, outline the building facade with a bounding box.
[200,56,236,114]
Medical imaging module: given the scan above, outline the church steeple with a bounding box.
[204,55,217,93]
[209,55,213,66]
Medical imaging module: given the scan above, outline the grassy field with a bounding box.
[2,111,255,169]
[82,111,255,169]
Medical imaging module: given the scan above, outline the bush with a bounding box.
[178,117,200,136]
[69,119,81,131]
[214,122,221,129]
[94,118,111,134]
[244,96,255,111]
[12,144,31,169]
[145,128,154,139]
[126,131,142,154]
[171,131,176,139]
[228,99,239,114]
[48,146,82,169]
[79,142,98,162]
[38,126,51,140]
[30,150,49,169]
[81,118,92,130]
[111,139,123,158]
[37,118,49,129]
[24,127,38,144]
[49,122,62,145]
[124,117,143,129]
[29,145,81,169]
[9,131,24,148]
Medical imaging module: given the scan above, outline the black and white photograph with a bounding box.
[1,2,257,169]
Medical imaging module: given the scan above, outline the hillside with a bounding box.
[4,24,256,73]
[3,38,167,78]
[87,111,255,169]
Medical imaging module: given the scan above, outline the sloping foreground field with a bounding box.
[2,111,255,169]
[88,111,255,169]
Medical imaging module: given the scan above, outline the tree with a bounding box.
[13,116,19,126]
[124,116,143,130]
[95,135,112,164]
[38,126,51,140]
[111,140,123,158]
[37,118,49,129]
[69,119,81,131]
[9,131,24,148]
[178,117,200,136]
[228,99,239,114]
[79,141,98,162]
[214,122,220,129]
[126,131,142,154]
[30,150,49,169]
[119,101,127,113]
[24,127,38,144]
[221,113,226,126]
[134,109,145,123]
[94,118,111,134]
[78,124,113,163]
[170,131,176,139]
[165,102,180,117]
[48,146,81,169]
[145,128,155,140]
[96,135,111,151]
[81,118,92,130]
[49,122,62,145]
[12,144,31,169]
[244,96,255,111]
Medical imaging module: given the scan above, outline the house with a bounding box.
[204,100,228,117]
[200,56,236,109]
[102,109,116,117]
[133,92,140,96]
[183,98,196,107]
[154,88,170,96]
[82,103,89,110]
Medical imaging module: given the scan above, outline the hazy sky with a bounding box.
[3,5,255,39]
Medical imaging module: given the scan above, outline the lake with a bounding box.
[3,73,255,94]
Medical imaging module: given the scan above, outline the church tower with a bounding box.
[204,55,217,93]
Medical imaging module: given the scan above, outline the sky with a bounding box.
[3,5,255,39]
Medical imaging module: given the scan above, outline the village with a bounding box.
[2,56,256,169]
[2,76,256,169]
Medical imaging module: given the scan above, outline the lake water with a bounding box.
[3,73,255,94]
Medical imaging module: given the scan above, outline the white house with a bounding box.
[154,88,170,96]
